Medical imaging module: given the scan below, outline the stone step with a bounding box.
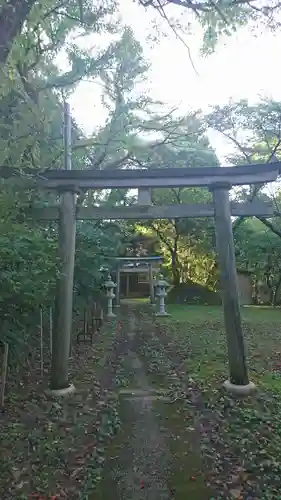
[122,394,171,402]
[118,388,167,396]
[118,387,171,402]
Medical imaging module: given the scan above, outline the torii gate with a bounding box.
[114,256,164,305]
[3,104,279,396]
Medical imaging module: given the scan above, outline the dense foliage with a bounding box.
[2,0,281,67]
[1,0,281,361]
[2,5,281,499]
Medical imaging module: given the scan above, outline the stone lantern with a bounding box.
[104,274,116,318]
[154,274,170,316]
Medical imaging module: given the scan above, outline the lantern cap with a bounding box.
[155,274,170,287]
[104,274,116,288]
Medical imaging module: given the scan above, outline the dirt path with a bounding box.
[96,310,172,499]
[95,306,214,500]
[118,353,172,499]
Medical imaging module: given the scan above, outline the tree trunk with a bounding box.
[264,272,273,304]
[264,258,274,305]
[152,219,181,287]
[171,250,180,287]
[252,275,259,305]
[171,222,180,287]
[273,274,281,306]
[0,0,36,65]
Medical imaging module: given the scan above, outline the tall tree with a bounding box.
[0,0,116,66]
[140,0,281,54]
[149,186,216,286]
[0,0,118,168]
[235,217,281,305]
[130,119,218,286]
[206,99,281,165]
[206,98,281,234]
[0,0,37,65]
[2,0,281,70]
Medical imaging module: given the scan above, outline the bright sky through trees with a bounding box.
[69,0,281,163]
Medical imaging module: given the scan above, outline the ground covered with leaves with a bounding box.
[1,304,281,500]
[0,317,127,500]
[138,305,281,500]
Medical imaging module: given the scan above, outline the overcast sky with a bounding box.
[66,1,281,163]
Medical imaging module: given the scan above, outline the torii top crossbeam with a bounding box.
[1,163,280,189]
[114,256,163,306]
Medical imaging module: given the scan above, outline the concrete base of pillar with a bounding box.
[223,380,256,396]
[107,312,116,318]
[155,312,170,317]
[45,383,76,398]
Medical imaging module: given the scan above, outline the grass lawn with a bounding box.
[164,304,281,389]
[166,303,281,324]
[151,304,281,499]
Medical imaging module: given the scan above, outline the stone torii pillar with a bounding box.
[211,182,255,395]
[50,188,76,394]
[49,102,76,396]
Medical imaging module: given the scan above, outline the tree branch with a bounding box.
[257,216,281,240]
[0,0,36,64]
[151,222,174,253]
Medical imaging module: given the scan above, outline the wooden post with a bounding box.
[50,101,76,392]
[211,183,250,388]
[126,274,130,297]
[40,308,44,377]
[64,101,72,171]
[148,263,155,305]
[49,307,53,355]
[116,265,120,307]
[1,342,9,408]
[83,307,88,333]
